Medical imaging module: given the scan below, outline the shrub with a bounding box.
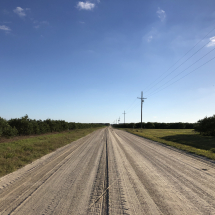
[9,115,34,135]
[0,117,18,137]
[195,115,215,136]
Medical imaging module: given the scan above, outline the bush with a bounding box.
[146,122,155,129]
[9,115,34,135]
[113,122,195,129]
[210,148,215,153]
[1,115,105,138]
[0,117,18,137]
[195,115,215,136]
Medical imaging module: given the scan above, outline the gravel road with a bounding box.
[0,127,215,214]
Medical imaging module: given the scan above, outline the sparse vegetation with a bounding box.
[113,122,195,129]
[120,128,215,160]
[0,127,104,177]
[195,115,215,136]
[0,115,108,138]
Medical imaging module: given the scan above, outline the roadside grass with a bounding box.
[0,127,104,177]
[120,128,215,160]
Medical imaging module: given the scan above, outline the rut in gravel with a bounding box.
[0,127,215,215]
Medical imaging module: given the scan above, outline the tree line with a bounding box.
[194,115,215,136]
[113,122,195,129]
[0,115,108,137]
[112,114,215,136]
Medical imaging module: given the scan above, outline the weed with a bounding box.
[0,127,104,177]
[121,129,215,160]
[210,148,215,153]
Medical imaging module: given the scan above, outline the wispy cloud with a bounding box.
[147,35,153,42]
[77,1,95,10]
[0,25,11,32]
[33,21,49,29]
[157,7,166,22]
[34,25,40,29]
[13,7,26,17]
[143,27,157,43]
[41,21,49,25]
[207,36,215,47]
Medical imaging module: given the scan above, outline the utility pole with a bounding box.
[118,117,120,124]
[122,111,126,124]
[137,91,147,130]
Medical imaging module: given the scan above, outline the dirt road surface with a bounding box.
[0,127,215,214]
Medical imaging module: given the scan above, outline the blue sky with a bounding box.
[1,0,215,123]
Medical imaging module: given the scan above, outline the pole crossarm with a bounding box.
[137,91,147,130]
[122,111,126,124]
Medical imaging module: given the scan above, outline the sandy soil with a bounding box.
[0,127,215,214]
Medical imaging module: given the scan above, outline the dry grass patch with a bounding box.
[0,127,104,177]
[121,128,215,160]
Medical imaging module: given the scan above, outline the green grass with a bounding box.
[120,128,215,160]
[0,127,104,177]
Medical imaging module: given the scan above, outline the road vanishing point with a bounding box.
[0,127,215,214]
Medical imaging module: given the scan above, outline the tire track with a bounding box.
[88,129,107,214]
[0,129,105,215]
[111,128,215,214]
[1,127,215,214]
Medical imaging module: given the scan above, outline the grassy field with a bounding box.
[0,127,104,177]
[121,128,215,160]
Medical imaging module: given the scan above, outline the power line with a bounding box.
[148,55,215,97]
[125,98,138,112]
[116,25,215,124]
[145,38,213,94]
[127,102,139,114]
[146,46,215,97]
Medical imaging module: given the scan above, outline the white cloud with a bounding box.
[143,27,157,43]
[41,21,49,25]
[207,36,215,47]
[77,1,95,10]
[157,7,166,22]
[0,25,11,32]
[13,7,26,17]
[34,21,49,29]
[147,35,153,42]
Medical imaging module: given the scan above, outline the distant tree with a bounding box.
[146,122,155,129]
[195,115,215,136]
[9,115,33,135]
[0,117,18,137]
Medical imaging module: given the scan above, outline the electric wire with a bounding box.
[147,55,215,97]
[145,39,213,94]
[125,98,137,111]
[127,102,139,114]
[143,26,215,93]
[115,25,215,123]
[146,46,215,96]
[126,99,138,113]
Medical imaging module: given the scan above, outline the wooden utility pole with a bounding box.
[137,91,147,130]
[122,111,126,124]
